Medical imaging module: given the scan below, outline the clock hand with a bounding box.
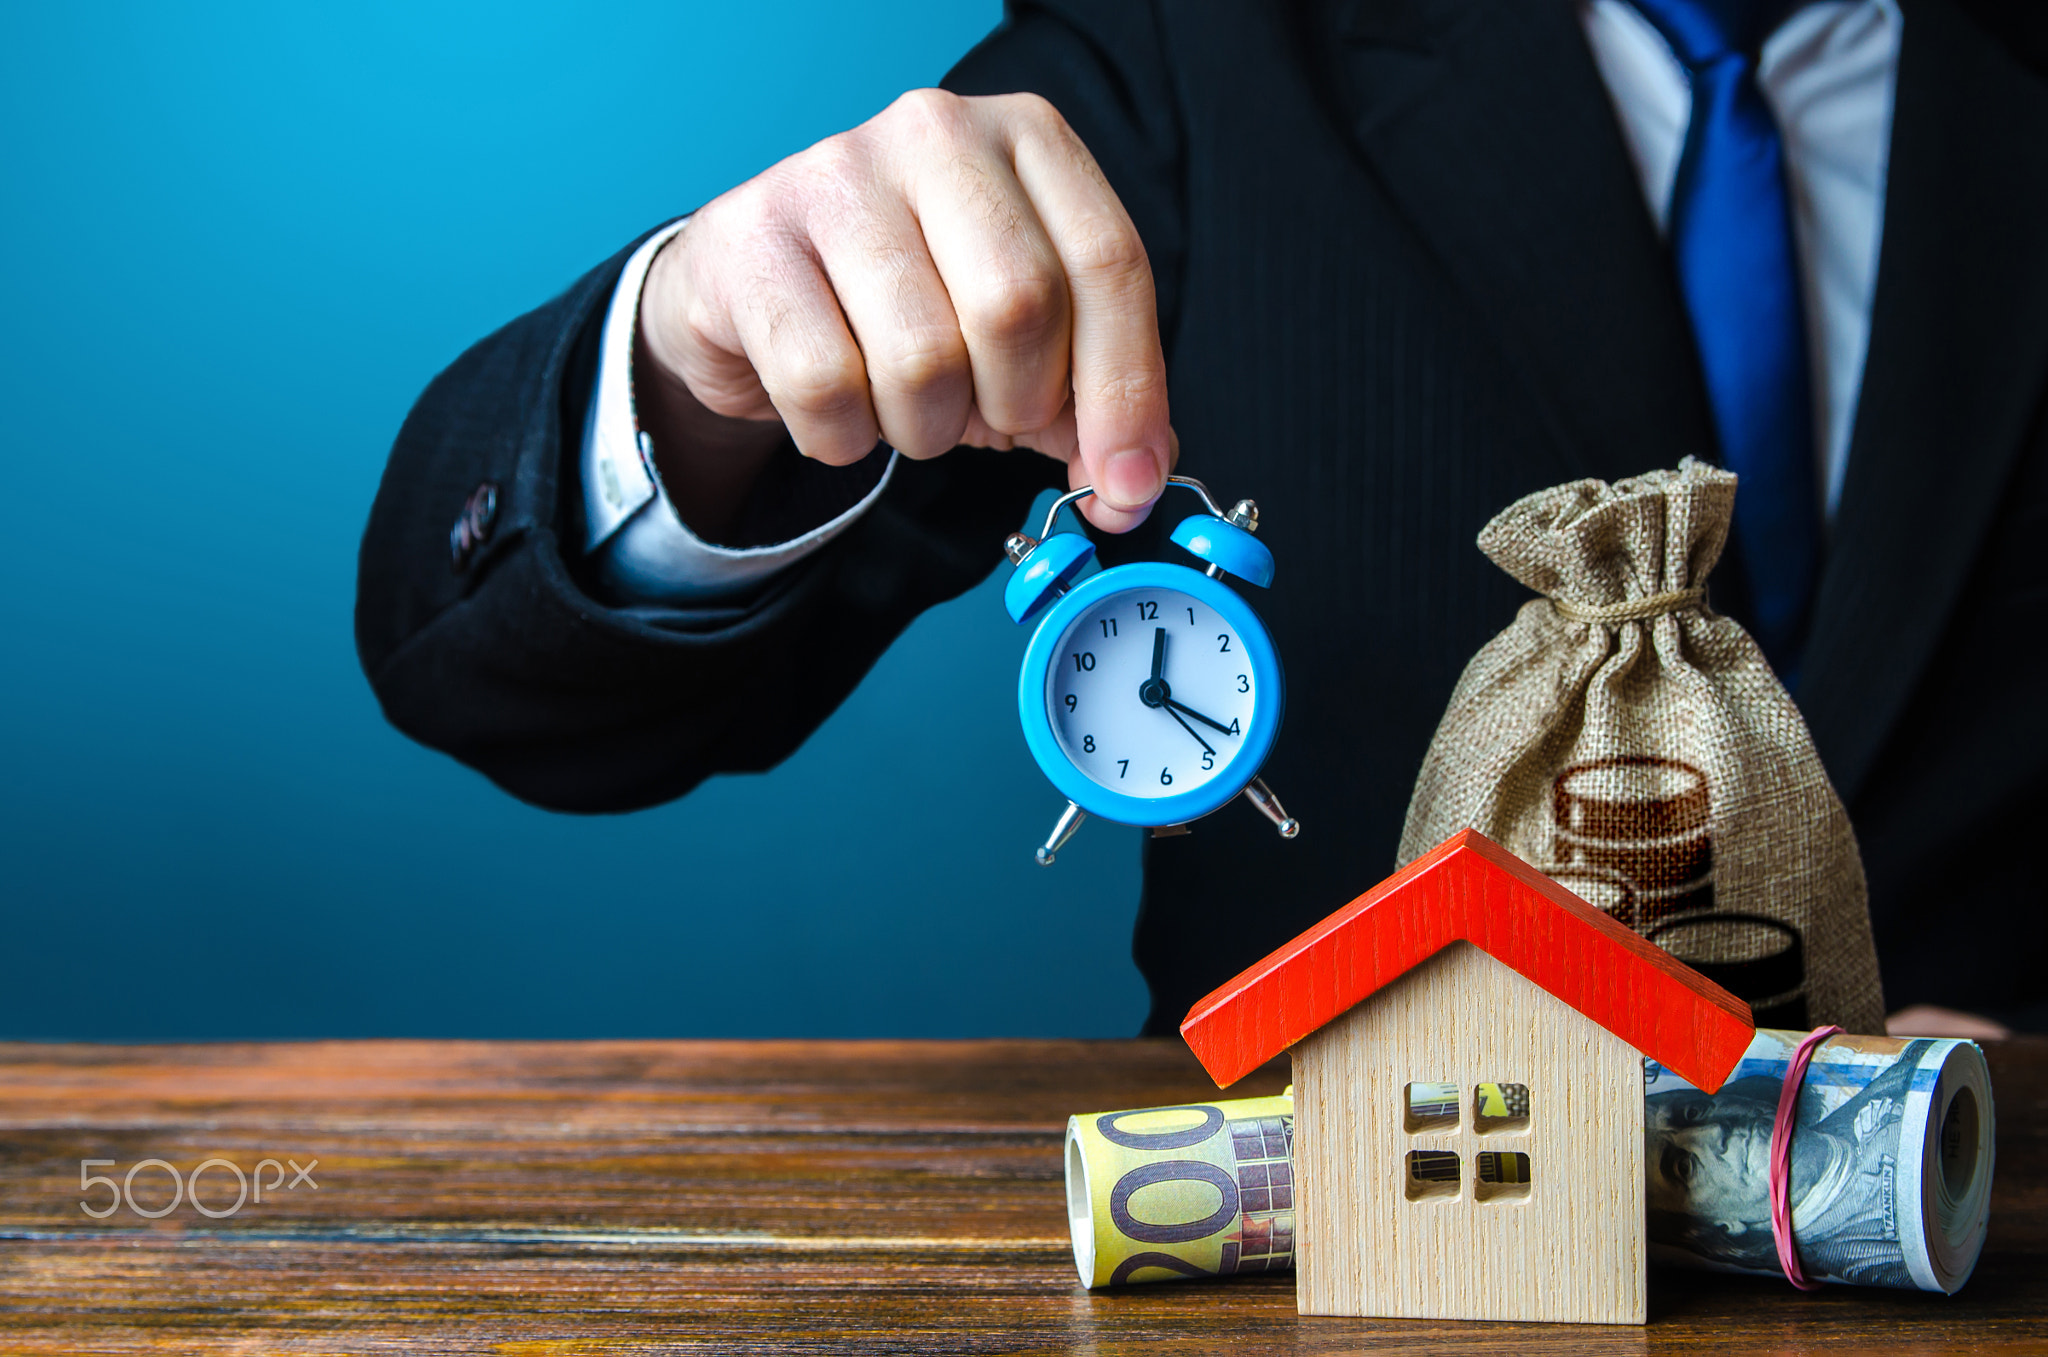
[1165,697,1237,737]
[1139,627,1171,709]
[1163,703,1216,757]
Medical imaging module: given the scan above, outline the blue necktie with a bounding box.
[1626,0,1819,678]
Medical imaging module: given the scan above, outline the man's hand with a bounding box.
[634,89,1174,539]
[1885,1004,2011,1041]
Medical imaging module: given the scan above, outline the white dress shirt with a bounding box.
[579,216,899,603]
[585,0,1899,603]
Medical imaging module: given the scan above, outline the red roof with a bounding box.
[1180,829,1754,1093]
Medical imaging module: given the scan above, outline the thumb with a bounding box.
[1074,420,1179,532]
[989,405,1181,534]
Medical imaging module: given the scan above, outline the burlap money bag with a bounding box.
[1398,460,1884,1033]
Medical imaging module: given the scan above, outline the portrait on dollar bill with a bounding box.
[1647,1038,1931,1288]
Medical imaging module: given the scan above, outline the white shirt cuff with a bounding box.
[580,219,899,604]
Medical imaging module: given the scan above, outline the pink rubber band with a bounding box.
[1769,1024,1842,1290]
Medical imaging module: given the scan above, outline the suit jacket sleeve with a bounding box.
[353,0,1187,813]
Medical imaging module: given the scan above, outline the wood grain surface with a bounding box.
[1,1037,2043,1355]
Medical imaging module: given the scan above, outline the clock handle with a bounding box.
[1035,800,1089,867]
[1026,474,1233,543]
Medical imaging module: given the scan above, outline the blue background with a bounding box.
[0,1,1151,1039]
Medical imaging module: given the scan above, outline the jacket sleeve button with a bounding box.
[449,482,500,572]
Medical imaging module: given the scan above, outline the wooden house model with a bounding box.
[1180,829,1754,1325]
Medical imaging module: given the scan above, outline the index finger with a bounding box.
[1001,99,1171,532]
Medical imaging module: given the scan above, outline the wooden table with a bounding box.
[0,1038,2041,1354]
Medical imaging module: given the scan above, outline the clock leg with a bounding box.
[1243,777,1301,839]
[1035,800,1089,866]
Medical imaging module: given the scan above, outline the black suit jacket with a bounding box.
[358,0,2048,1032]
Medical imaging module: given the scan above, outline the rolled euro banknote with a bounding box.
[1065,1093,1298,1287]
[1065,1030,1993,1293]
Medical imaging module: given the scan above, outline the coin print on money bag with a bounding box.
[1650,912,1808,1029]
[1551,756,1715,929]
[1550,757,1815,1028]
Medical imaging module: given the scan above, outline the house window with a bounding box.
[1403,1084,1531,1203]
[1404,1081,1459,1133]
[1405,1149,1460,1202]
[1474,1082,1530,1133]
[1475,1150,1532,1201]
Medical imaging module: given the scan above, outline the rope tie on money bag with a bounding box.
[1770,1024,1844,1290]
[1549,585,1706,626]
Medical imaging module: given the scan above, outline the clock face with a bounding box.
[1046,586,1261,798]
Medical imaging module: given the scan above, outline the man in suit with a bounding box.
[358,0,2048,1034]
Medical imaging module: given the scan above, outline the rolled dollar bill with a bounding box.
[1066,1030,1993,1293]
[1643,1029,1993,1293]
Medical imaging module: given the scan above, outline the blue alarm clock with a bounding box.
[1002,475,1300,865]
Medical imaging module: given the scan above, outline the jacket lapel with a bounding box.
[1797,0,2048,803]
[1325,0,1719,479]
